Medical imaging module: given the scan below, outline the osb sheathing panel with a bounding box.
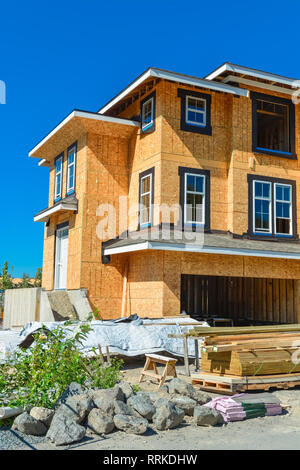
[78,133,131,318]
[126,251,164,318]
[42,134,88,291]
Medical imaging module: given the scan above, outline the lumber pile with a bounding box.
[188,324,300,377]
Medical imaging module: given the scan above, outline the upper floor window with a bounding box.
[179,167,210,230]
[140,91,156,133]
[185,173,205,225]
[186,96,206,127]
[139,167,154,228]
[248,174,297,238]
[67,142,77,195]
[251,92,296,159]
[54,153,63,201]
[178,89,212,135]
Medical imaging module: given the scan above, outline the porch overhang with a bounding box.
[29,109,139,161]
[103,231,300,261]
[34,194,78,222]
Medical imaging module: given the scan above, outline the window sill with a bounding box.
[247,232,299,242]
[254,148,297,160]
[180,122,212,136]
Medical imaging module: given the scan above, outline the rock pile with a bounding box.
[12,378,223,446]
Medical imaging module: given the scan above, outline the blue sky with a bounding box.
[0,0,299,277]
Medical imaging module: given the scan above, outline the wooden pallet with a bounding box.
[191,372,300,395]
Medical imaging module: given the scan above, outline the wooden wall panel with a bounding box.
[181,274,299,324]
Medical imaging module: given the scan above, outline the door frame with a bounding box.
[54,221,69,290]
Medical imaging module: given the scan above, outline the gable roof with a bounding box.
[98,67,249,115]
[205,62,299,90]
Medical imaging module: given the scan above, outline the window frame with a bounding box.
[184,172,206,225]
[140,91,156,133]
[247,174,297,239]
[66,141,77,195]
[251,91,296,159]
[185,95,207,128]
[253,180,272,235]
[138,167,155,228]
[177,88,212,135]
[179,166,210,230]
[274,183,293,236]
[54,152,64,202]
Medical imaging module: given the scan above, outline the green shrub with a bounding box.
[0,322,122,409]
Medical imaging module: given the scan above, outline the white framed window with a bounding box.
[185,95,206,127]
[253,180,272,233]
[184,173,205,224]
[274,183,292,235]
[54,154,63,201]
[67,143,76,194]
[140,173,152,226]
[142,97,154,131]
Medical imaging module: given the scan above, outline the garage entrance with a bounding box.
[181,274,298,325]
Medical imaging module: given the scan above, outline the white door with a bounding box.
[54,226,69,289]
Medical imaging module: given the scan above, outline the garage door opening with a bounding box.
[181,274,299,325]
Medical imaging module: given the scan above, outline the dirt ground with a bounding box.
[33,359,300,451]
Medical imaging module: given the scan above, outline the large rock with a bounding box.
[192,390,212,405]
[127,393,156,421]
[12,412,47,436]
[168,378,196,399]
[194,406,224,426]
[47,413,86,446]
[170,396,197,416]
[114,400,134,416]
[118,381,134,400]
[56,394,94,424]
[153,401,185,430]
[114,414,148,435]
[87,409,115,435]
[30,407,54,427]
[92,385,125,417]
[168,378,211,404]
[54,382,85,409]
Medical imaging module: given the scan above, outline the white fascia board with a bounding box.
[104,241,150,255]
[206,63,298,87]
[223,75,296,95]
[149,69,248,97]
[38,158,51,167]
[104,240,300,260]
[29,110,139,158]
[34,203,77,222]
[98,68,248,115]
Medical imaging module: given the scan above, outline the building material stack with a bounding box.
[189,324,300,393]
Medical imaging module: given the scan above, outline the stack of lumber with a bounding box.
[188,324,300,377]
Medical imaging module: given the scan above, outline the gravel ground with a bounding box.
[0,427,45,450]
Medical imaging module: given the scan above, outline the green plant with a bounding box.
[86,353,123,389]
[0,322,124,410]
[93,307,103,321]
[0,261,14,290]
[0,322,92,409]
[132,384,141,393]
[34,268,42,287]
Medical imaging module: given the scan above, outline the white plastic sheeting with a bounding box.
[0,317,208,361]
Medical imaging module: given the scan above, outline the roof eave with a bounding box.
[98,67,249,115]
[29,110,139,160]
[205,63,299,88]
